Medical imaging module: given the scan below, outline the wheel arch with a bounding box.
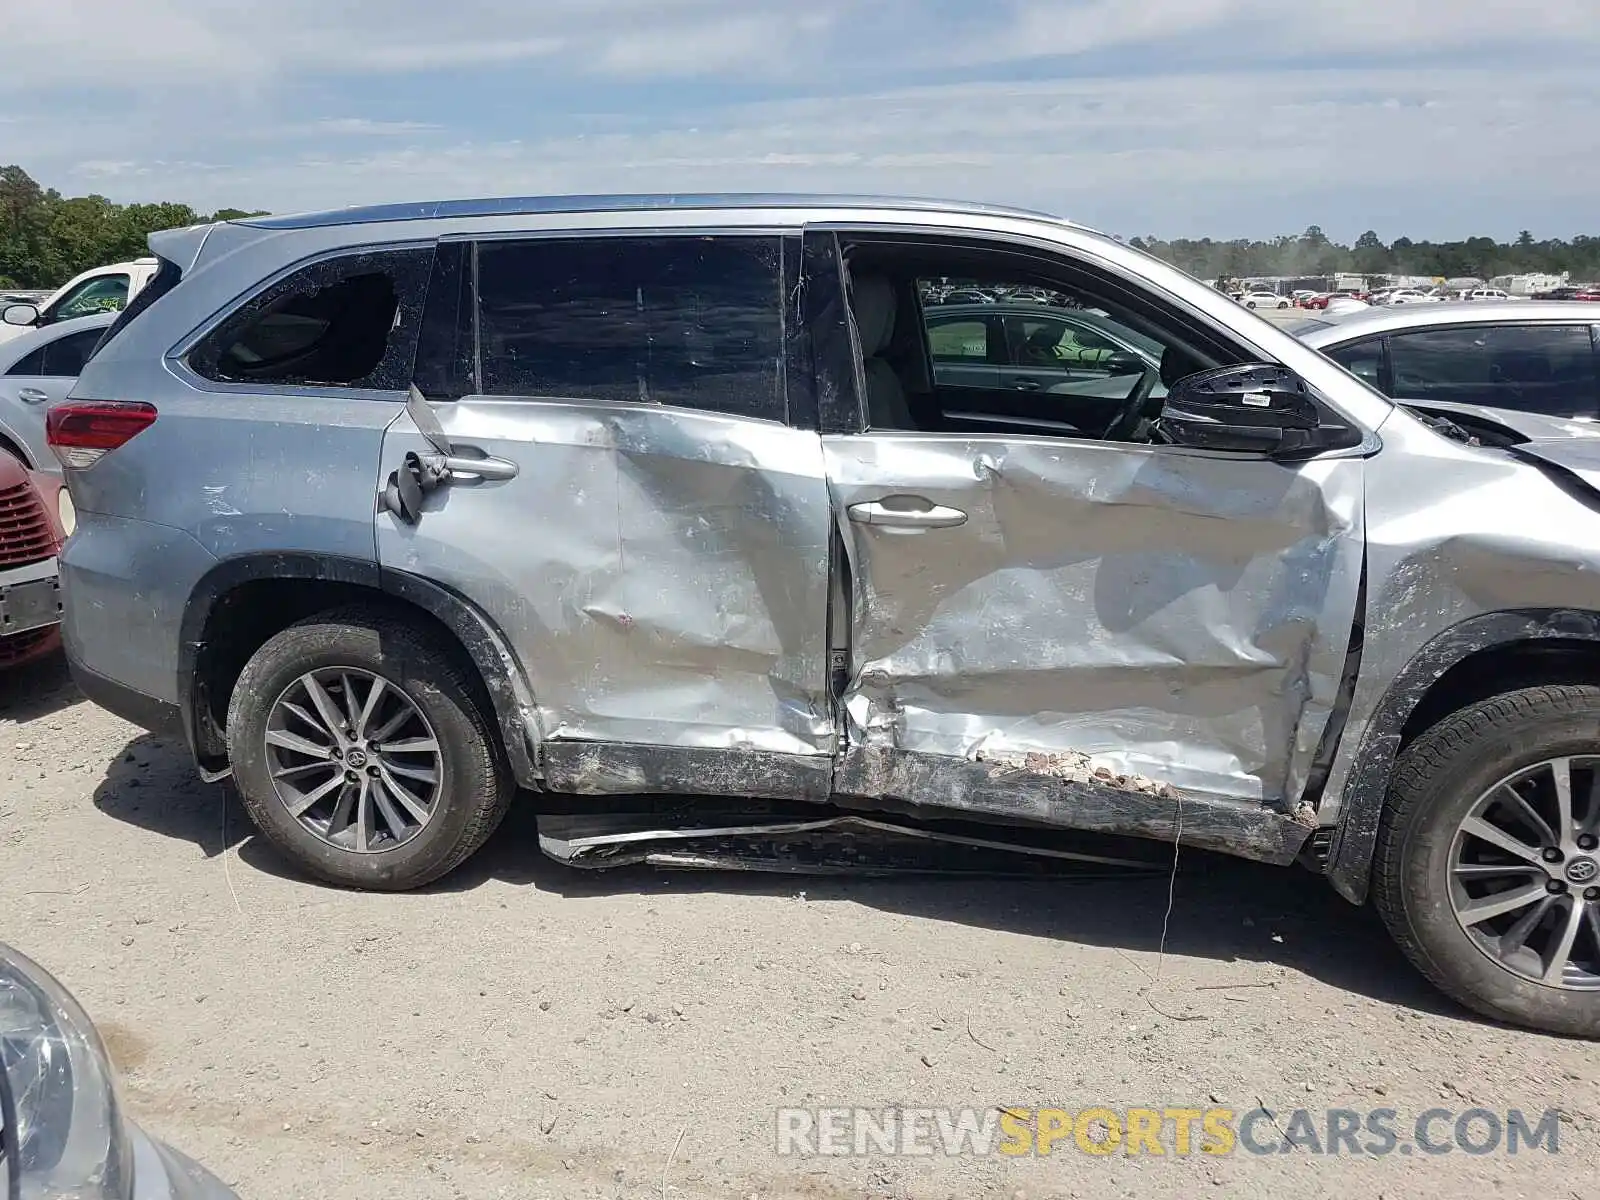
[178,553,542,788]
[1327,608,1600,903]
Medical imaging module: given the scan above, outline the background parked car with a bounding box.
[0,941,239,1197]
[1381,289,1442,306]
[0,257,159,346]
[1296,301,1600,438]
[0,447,66,670]
[0,311,116,469]
[1238,290,1290,309]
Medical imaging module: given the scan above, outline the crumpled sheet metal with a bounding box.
[825,434,1365,806]
[380,399,836,756]
[1317,412,1600,829]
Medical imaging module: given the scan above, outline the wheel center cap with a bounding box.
[345,748,369,769]
[1565,857,1599,885]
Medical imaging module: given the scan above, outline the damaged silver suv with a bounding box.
[51,194,1600,1036]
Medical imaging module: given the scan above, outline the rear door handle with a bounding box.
[848,497,968,530]
[17,387,49,404]
[441,454,518,481]
[1011,378,1042,391]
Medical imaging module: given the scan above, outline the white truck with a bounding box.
[0,258,161,345]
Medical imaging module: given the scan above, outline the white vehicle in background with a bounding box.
[1462,288,1527,302]
[0,258,159,345]
[0,311,118,469]
[1323,295,1371,315]
[1239,290,1290,309]
[1383,289,1441,306]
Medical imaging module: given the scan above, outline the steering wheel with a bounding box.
[1100,365,1162,442]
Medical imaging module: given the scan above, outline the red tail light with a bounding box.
[46,401,157,469]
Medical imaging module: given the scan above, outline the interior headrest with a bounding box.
[850,274,898,358]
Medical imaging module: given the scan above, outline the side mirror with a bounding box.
[1157,363,1321,454]
[2,302,40,327]
[1103,351,1147,376]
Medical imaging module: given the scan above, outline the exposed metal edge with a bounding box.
[540,742,834,804]
[834,747,1313,866]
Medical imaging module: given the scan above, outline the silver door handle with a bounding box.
[847,498,968,529]
[440,454,518,481]
[17,388,49,404]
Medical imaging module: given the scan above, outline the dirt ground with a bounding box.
[2,653,1595,1200]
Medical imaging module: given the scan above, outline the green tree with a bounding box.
[0,166,258,288]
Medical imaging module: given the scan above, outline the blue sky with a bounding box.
[2,0,1597,240]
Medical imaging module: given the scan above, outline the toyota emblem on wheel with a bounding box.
[1567,858,1600,885]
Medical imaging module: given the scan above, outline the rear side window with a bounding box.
[1388,324,1599,417]
[1327,337,1384,388]
[190,248,433,390]
[475,235,785,421]
[927,316,991,361]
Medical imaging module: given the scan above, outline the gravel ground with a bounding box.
[3,653,1596,1200]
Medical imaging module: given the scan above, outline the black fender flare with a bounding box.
[177,553,542,789]
[1327,607,1600,903]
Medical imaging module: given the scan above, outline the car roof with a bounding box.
[236,192,1073,232]
[1296,300,1600,346]
[0,311,117,368]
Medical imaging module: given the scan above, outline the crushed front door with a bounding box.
[826,433,1365,821]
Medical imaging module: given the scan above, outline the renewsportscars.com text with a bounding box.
[775,1106,1561,1158]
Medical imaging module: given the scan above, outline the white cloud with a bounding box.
[25,66,1586,238]
[1,1,1596,234]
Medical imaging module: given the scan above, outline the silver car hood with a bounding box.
[1512,437,1600,491]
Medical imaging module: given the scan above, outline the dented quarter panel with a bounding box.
[824,432,1365,808]
[378,398,835,760]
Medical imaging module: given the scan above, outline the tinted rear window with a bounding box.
[475,235,785,421]
[1387,324,1599,418]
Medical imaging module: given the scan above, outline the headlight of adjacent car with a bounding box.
[57,486,77,538]
[0,944,131,1199]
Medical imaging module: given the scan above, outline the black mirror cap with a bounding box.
[1157,363,1324,454]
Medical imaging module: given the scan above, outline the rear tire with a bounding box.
[226,608,511,890]
[1374,686,1600,1036]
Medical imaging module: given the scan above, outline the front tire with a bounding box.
[1374,686,1600,1036]
[226,608,511,890]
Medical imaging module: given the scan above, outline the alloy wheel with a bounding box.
[1449,756,1600,989]
[262,667,444,853]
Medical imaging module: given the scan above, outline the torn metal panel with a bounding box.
[824,433,1364,807]
[378,399,836,759]
[541,742,832,803]
[834,747,1314,865]
[538,809,1165,876]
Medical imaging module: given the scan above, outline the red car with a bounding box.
[0,450,67,670]
[1574,286,1600,302]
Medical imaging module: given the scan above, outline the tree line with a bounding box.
[5,165,1600,289]
[1129,225,1600,284]
[0,166,263,289]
